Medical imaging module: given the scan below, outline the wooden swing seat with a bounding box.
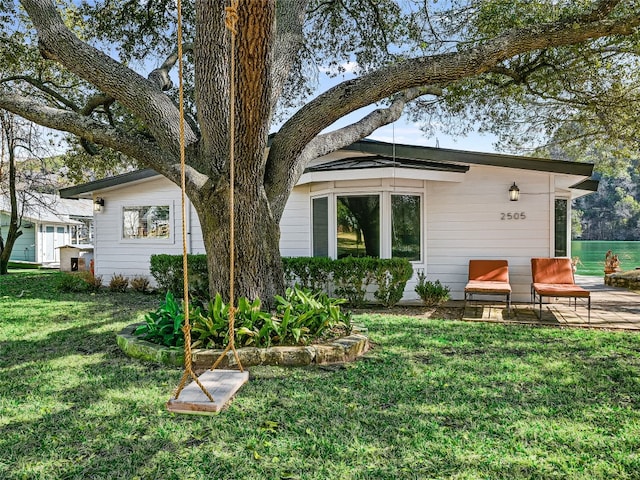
[167,369,249,414]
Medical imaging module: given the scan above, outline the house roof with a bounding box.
[304,155,470,174]
[0,193,93,225]
[59,138,597,197]
[345,139,595,177]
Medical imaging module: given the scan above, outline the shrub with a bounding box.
[414,270,450,306]
[81,271,103,293]
[283,256,333,292]
[332,257,377,307]
[56,272,91,293]
[109,274,129,292]
[189,287,352,349]
[134,291,185,347]
[130,275,151,293]
[373,258,414,307]
[149,254,209,298]
[152,255,414,306]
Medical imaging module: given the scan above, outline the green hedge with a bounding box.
[149,254,209,297]
[150,254,414,307]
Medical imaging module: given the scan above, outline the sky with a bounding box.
[303,63,500,154]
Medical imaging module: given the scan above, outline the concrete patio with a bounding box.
[462,275,640,330]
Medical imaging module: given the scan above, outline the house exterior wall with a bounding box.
[91,165,572,302]
[93,177,190,280]
[424,165,559,302]
[0,214,37,262]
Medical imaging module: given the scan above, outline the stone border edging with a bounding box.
[117,323,370,368]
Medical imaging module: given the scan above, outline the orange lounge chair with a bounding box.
[464,260,512,315]
[531,257,591,322]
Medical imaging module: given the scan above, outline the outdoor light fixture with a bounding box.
[509,182,520,201]
[93,197,105,212]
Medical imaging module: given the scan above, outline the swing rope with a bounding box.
[172,0,214,403]
[172,0,243,403]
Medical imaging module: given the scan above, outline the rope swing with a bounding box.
[167,0,248,415]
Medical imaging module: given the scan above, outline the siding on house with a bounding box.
[0,214,37,262]
[424,166,558,301]
[63,140,595,303]
[280,185,311,257]
[93,177,188,280]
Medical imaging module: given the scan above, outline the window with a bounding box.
[312,197,329,257]
[337,195,380,258]
[122,206,170,239]
[392,195,421,261]
[312,192,423,260]
[555,198,568,257]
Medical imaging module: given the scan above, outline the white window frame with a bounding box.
[310,189,423,263]
[119,203,175,244]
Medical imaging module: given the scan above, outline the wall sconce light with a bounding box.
[93,197,105,212]
[509,182,520,201]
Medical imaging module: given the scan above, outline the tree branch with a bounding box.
[19,0,197,156]
[265,3,640,214]
[0,75,79,111]
[0,93,167,168]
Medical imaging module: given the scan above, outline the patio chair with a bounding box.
[464,260,512,316]
[530,257,591,322]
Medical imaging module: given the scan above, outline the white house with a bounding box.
[0,193,93,265]
[59,139,596,302]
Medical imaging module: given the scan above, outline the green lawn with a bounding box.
[1,271,640,479]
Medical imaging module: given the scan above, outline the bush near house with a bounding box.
[149,254,209,297]
[150,254,414,307]
[108,274,129,293]
[414,270,450,306]
[55,271,102,293]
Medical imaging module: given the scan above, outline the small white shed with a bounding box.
[57,244,94,272]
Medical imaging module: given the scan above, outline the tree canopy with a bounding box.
[1,0,640,299]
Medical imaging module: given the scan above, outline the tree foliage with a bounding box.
[1,0,640,298]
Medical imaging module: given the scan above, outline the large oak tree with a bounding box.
[1,0,640,300]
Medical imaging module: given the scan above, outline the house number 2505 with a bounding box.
[501,212,526,220]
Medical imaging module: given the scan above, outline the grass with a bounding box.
[1,271,640,479]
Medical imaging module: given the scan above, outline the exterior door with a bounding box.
[42,225,66,263]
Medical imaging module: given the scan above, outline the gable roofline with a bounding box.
[304,155,470,174]
[345,139,594,177]
[60,169,158,198]
[60,139,595,198]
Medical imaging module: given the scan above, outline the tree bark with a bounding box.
[0,118,23,275]
[195,184,284,304]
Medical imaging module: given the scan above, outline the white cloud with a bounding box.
[319,61,360,76]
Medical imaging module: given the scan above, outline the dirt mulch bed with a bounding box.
[351,303,464,320]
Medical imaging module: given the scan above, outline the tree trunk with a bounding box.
[0,227,22,275]
[0,126,22,275]
[195,182,284,305]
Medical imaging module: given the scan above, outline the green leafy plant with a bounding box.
[189,287,352,349]
[332,257,376,307]
[109,274,129,292]
[149,254,209,297]
[191,293,230,349]
[414,270,450,307]
[134,291,185,347]
[274,287,351,344]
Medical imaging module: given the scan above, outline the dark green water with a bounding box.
[571,240,640,276]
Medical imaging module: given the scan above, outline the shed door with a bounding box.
[43,226,65,263]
